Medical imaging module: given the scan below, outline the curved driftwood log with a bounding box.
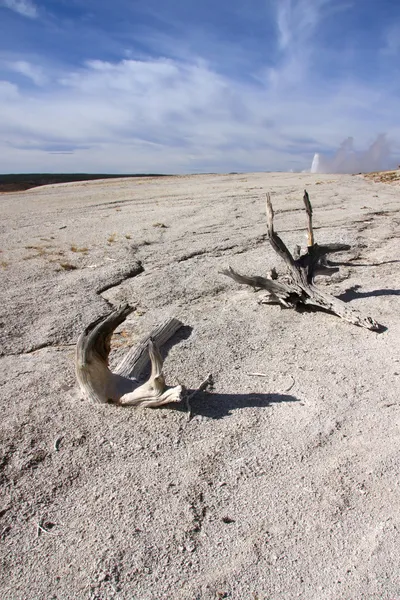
[75,304,183,406]
[222,191,381,331]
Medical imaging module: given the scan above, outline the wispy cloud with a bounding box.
[276,0,327,50]
[270,0,342,89]
[267,0,320,92]
[0,53,397,173]
[0,0,398,173]
[4,60,47,85]
[0,0,38,19]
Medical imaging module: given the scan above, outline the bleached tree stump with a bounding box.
[222,191,380,331]
[75,304,183,406]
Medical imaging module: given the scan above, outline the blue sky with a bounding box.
[0,0,399,173]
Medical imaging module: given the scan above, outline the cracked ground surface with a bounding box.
[1,172,400,599]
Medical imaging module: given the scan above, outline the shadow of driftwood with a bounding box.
[327,258,400,268]
[161,325,193,359]
[174,390,300,420]
[261,293,387,331]
[337,284,400,302]
[134,325,193,381]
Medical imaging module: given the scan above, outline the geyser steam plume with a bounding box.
[311,134,392,174]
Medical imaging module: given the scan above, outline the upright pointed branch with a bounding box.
[266,193,296,270]
[222,191,381,331]
[75,304,183,406]
[303,189,314,247]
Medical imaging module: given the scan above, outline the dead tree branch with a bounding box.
[75,304,183,406]
[222,191,380,331]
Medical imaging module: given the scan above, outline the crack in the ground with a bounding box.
[176,234,269,263]
[2,261,145,357]
[24,341,54,354]
[96,262,144,294]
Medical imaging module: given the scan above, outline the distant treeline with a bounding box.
[0,173,167,193]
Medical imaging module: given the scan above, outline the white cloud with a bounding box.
[0,0,397,173]
[0,0,38,18]
[0,53,398,173]
[5,60,47,85]
[0,80,19,99]
[276,0,293,50]
[276,0,327,50]
[271,0,332,90]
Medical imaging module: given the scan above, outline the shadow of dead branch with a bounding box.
[132,325,193,382]
[327,258,400,268]
[337,284,400,302]
[177,390,301,420]
[161,325,193,359]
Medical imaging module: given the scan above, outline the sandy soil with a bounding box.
[1,172,399,600]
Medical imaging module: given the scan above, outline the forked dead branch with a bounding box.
[222,191,380,331]
[75,304,183,406]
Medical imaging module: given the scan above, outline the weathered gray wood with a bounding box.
[75,304,182,406]
[221,266,299,307]
[303,189,314,247]
[222,191,381,331]
[75,304,134,404]
[265,193,297,271]
[115,317,183,378]
[303,284,379,330]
